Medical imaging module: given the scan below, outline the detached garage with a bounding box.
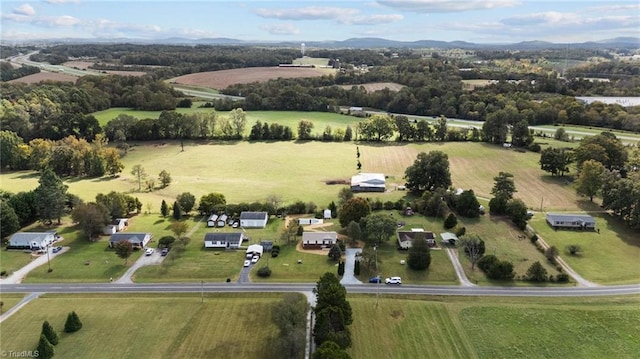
[240,211,269,228]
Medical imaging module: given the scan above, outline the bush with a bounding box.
[545,246,558,263]
[525,261,548,282]
[528,142,541,152]
[337,261,345,276]
[455,226,466,237]
[477,255,498,272]
[64,311,83,333]
[530,234,538,243]
[444,213,457,229]
[556,273,570,283]
[158,235,176,248]
[477,255,514,281]
[271,252,279,258]
[567,244,582,256]
[41,320,59,346]
[257,266,272,277]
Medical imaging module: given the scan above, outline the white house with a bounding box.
[350,173,385,192]
[302,231,338,250]
[239,211,269,228]
[108,232,151,249]
[113,218,128,232]
[8,232,56,250]
[204,232,244,249]
[298,218,324,225]
[397,230,435,249]
[546,213,596,230]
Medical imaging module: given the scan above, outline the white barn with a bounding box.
[239,211,269,228]
[207,214,219,227]
[351,173,386,192]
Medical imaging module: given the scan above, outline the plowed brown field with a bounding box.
[171,67,331,89]
[8,72,77,84]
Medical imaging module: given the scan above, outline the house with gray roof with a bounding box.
[239,211,269,228]
[546,213,596,230]
[302,231,338,250]
[350,173,386,192]
[8,231,56,250]
[204,232,244,249]
[108,232,152,249]
[397,230,436,249]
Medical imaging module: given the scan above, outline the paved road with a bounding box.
[444,247,476,287]
[340,248,363,285]
[2,282,638,297]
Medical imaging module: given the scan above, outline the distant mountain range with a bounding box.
[5,37,639,50]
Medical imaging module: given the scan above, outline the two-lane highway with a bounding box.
[2,282,639,297]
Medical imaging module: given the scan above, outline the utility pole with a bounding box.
[374,245,379,308]
[201,280,204,304]
[46,243,52,272]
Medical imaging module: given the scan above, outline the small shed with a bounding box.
[298,218,324,225]
[113,218,128,232]
[207,214,219,227]
[260,240,274,252]
[239,211,269,228]
[217,214,228,227]
[103,225,117,236]
[323,209,332,219]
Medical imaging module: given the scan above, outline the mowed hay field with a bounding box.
[8,71,77,84]
[0,293,282,359]
[171,66,334,90]
[349,295,640,359]
[0,141,583,211]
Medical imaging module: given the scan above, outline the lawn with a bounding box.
[456,214,562,285]
[0,293,26,313]
[0,248,34,278]
[0,293,283,359]
[250,242,338,283]
[348,295,640,359]
[0,141,585,214]
[529,212,640,284]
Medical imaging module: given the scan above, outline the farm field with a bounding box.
[337,82,405,92]
[7,71,77,84]
[170,66,335,90]
[0,141,587,217]
[529,213,640,284]
[0,293,282,359]
[349,294,640,359]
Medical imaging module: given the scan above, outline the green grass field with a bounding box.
[0,293,283,359]
[0,293,26,313]
[349,294,640,359]
[0,248,34,278]
[530,213,640,284]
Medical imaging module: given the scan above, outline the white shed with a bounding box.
[207,214,219,227]
[323,209,332,219]
[246,244,264,257]
[239,211,269,228]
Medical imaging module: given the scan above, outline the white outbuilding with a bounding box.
[239,211,269,228]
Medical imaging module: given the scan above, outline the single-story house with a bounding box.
[239,211,268,228]
[302,231,338,250]
[397,229,436,249]
[298,218,324,225]
[546,213,596,230]
[217,214,228,227]
[207,214,219,227]
[260,240,274,252]
[113,218,128,232]
[8,231,56,250]
[108,232,151,249]
[440,232,459,246]
[204,232,244,249]
[350,173,386,192]
[246,244,264,257]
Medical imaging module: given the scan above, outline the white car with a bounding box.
[145,248,154,256]
[385,276,402,285]
[251,256,260,263]
[243,260,251,267]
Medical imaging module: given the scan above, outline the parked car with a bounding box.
[145,248,154,256]
[161,248,169,256]
[52,246,63,253]
[232,222,239,228]
[369,276,382,283]
[385,276,402,284]
[243,260,251,267]
[251,256,260,263]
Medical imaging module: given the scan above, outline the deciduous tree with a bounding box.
[338,197,371,227]
[407,237,431,270]
[526,261,548,282]
[130,164,147,192]
[576,160,605,201]
[360,213,397,244]
[404,151,452,193]
[71,202,110,240]
[114,240,133,264]
[0,201,20,241]
[198,192,226,214]
[459,235,485,270]
[158,170,171,188]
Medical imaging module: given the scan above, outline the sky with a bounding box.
[1,0,639,43]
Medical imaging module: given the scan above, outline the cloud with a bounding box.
[261,23,300,36]
[253,6,359,20]
[44,0,80,4]
[376,0,520,13]
[586,4,640,13]
[339,14,404,25]
[501,12,579,26]
[13,4,36,16]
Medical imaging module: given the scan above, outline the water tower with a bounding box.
[301,43,306,57]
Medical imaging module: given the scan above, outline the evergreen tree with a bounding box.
[407,237,431,270]
[35,334,54,359]
[172,201,182,220]
[41,320,59,346]
[160,200,169,217]
[64,311,83,333]
[35,168,68,225]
